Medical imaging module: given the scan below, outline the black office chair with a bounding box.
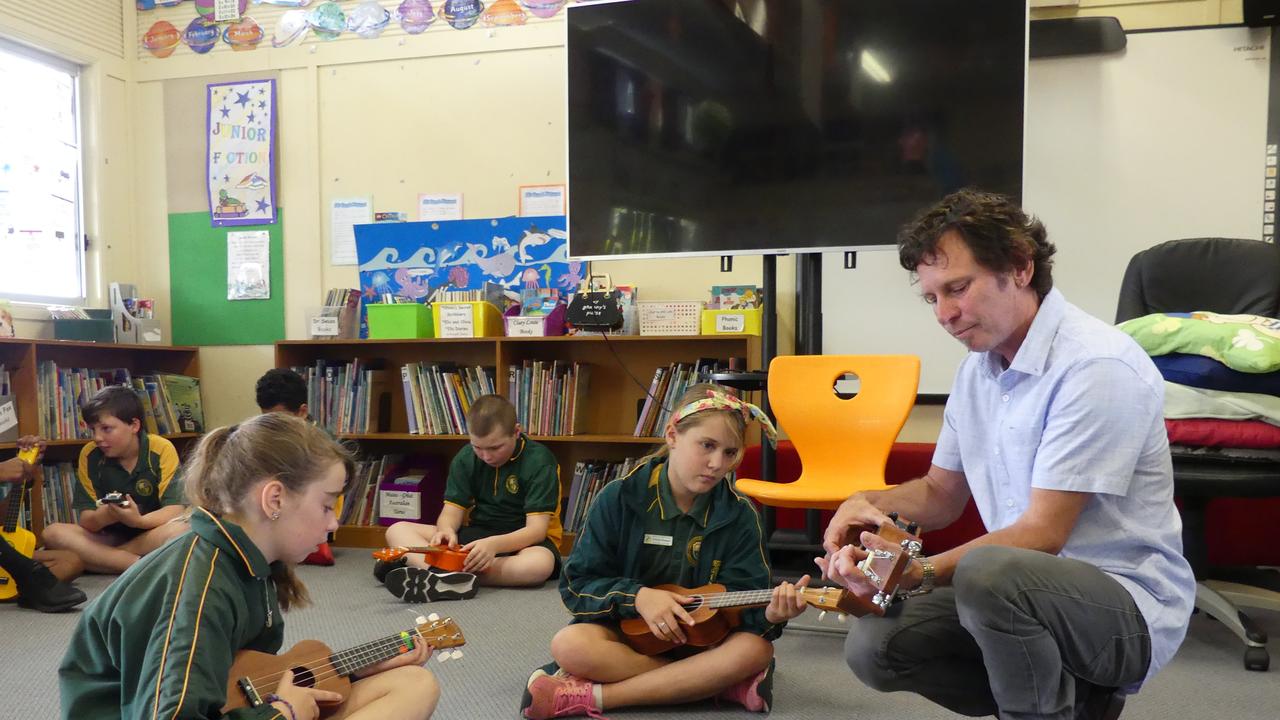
[1117,237,1280,671]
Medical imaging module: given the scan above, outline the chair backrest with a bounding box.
[1115,237,1280,322]
[768,354,920,497]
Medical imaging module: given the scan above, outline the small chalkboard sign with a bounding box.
[567,275,624,331]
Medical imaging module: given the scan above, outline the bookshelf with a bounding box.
[0,338,202,540]
[276,335,762,551]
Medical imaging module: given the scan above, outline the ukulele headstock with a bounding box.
[373,547,408,562]
[800,585,862,617]
[855,519,923,614]
[415,614,466,662]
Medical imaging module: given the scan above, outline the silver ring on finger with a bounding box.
[658,622,668,629]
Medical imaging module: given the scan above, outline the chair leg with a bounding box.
[1194,582,1271,671]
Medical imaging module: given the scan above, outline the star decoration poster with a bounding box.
[206,79,277,227]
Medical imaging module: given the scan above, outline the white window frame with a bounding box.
[0,37,85,306]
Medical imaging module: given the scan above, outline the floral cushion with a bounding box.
[1118,312,1280,373]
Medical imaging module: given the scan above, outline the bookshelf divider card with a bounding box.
[0,339,202,540]
[276,335,760,550]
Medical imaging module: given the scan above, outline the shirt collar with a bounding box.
[983,287,1066,378]
[190,507,272,579]
[654,462,712,526]
[506,434,527,464]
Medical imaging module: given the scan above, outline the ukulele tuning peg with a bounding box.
[450,649,464,660]
[838,613,847,623]
[428,613,440,622]
[436,652,450,663]
[818,610,828,622]
[415,615,427,625]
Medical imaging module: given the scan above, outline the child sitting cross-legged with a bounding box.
[379,394,563,602]
[520,383,810,719]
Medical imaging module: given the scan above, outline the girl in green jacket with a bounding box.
[521,384,810,719]
[59,413,440,720]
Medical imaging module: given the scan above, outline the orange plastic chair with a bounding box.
[734,355,920,509]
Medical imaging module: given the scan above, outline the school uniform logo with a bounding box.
[135,479,155,497]
[505,475,520,494]
[685,535,703,566]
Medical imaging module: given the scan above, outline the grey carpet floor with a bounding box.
[3,547,1278,719]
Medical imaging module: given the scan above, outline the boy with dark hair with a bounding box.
[255,367,310,417]
[41,385,187,574]
[380,394,563,602]
[0,436,87,612]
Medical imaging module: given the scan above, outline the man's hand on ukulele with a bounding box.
[430,528,459,548]
[461,537,498,573]
[814,531,901,599]
[822,494,894,558]
[355,640,432,678]
[274,668,343,720]
[635,587,696,645]
[765,574,811,624]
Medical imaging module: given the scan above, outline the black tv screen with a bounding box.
[567,0,1026,259]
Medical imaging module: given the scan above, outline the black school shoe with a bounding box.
[373,556,408,584]
[16,565,87,613]
[385,566,478,602]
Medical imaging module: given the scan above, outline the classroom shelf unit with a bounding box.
[276,334,762,550]
[0,338,202,540]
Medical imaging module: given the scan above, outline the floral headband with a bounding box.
[669,389,778,446]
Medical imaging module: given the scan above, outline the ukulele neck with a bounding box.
[331,630,420,677]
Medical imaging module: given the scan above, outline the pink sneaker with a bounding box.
[718,659,775,713]
[521,674,606,719]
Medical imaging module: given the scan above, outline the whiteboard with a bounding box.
[822,26,1271,395]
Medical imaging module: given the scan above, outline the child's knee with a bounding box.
[550,624,598,667]
[386,521,429,542]
[400,665,440,707]
[39,522,77,549]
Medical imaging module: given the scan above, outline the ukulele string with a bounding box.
[241,627,444,689]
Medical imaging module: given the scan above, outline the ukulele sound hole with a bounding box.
[290,666,317,688]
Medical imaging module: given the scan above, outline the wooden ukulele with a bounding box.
[223,613,465,713]
[0,479,35,602]
[372,545,470,572]
[620,584,860,655]
[619,516,923,655]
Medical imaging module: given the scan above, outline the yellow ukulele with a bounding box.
[0,478,35,601]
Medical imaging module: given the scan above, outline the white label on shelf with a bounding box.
[438,304,475,338]
[380,489,422,520]
[506,316,544,337]
[716,313,746,333]
[0,401,15,435]
[311,316,340,337]
[214,0,241,22]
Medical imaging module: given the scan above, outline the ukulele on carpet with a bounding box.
[373,545,470,572]
[0,479,35,602]
[619,516,923,655]
[223,613,465,713]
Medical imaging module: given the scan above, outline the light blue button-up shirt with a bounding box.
[934,288,1195,687]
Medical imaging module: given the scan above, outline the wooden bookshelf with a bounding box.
[0,338,202,539]
[278,335,761,549]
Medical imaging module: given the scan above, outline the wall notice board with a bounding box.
[168,210,285,346]
[823,25,1271,395]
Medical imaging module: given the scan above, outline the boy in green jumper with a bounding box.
[520,384,810,719]
[381,394,563,602]
[41,385,187,574]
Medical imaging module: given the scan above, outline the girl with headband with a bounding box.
[521,383,809,719]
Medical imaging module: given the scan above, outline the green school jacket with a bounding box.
[558,456,784,640]
[443,434,563,546]
[59,507,286,720]
[74,432,183,519]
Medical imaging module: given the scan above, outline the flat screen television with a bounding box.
[566,0,1027,259]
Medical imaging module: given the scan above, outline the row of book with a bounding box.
[339,453,448,527]
[633,358,733,437]
[561,457,642,536]
[506,360,592,437]
[400,363,498,435]
[292,359,389,435]
[38,462,79,526]
[341,456,391,527]
[35,363,204,440]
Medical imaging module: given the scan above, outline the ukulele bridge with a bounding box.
[235,677,264,708]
